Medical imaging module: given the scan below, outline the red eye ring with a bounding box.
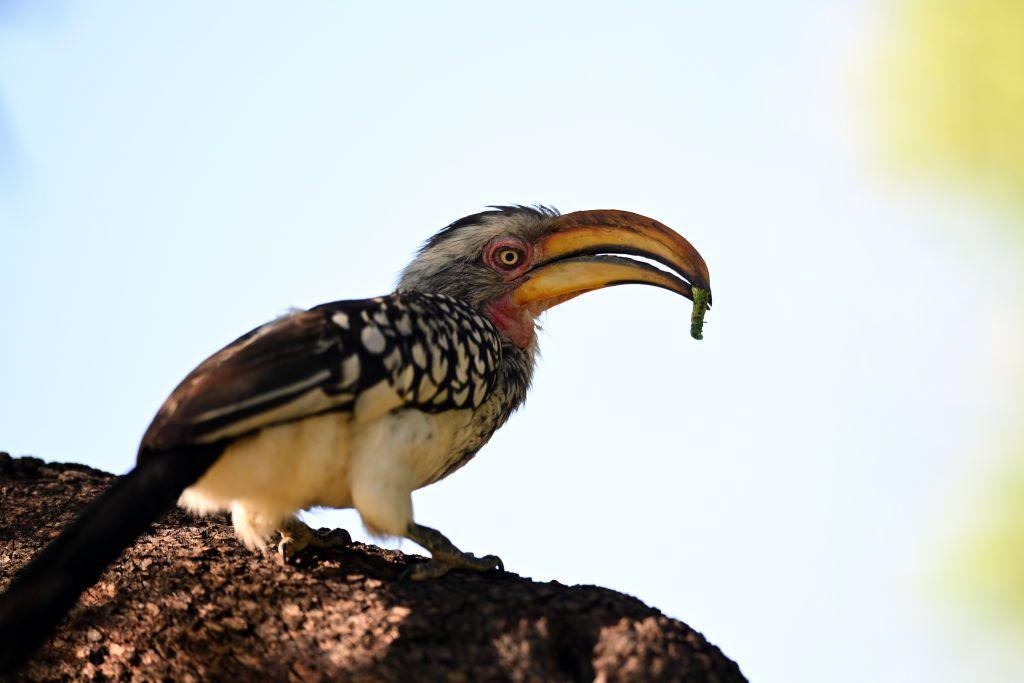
[484,237,531,274]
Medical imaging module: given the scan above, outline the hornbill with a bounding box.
[0,206,711,672]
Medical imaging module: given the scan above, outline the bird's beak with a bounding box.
[512,210,712,339]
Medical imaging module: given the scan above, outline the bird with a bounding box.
[0,205,711,672]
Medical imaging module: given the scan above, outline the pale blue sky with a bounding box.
[1,3,1021,681]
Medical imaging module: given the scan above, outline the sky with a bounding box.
[1,3,1022,681]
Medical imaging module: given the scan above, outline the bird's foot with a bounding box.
[277,518,351,563]
[400,551,503,581]
[400,522,504,581]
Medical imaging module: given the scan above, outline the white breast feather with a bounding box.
[180,405,475,549]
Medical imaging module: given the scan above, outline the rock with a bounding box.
[0,455,746,682]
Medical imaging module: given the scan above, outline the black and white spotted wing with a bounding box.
[140,292,504,452]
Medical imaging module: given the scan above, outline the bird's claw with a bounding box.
[277,535,299,564]
[311,526,352,547]
[276,521,351,564]
[486,554,505,573]
[399,552,503,582]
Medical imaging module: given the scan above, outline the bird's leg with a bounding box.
[400,522,504,581]
[277,517,351,563]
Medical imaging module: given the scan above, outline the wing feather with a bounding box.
[139,293,504,453]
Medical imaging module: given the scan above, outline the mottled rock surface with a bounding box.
[0,453,746,682]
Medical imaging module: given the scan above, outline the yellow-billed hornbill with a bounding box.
[0,206,711,671]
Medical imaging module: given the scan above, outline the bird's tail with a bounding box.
[0,445,223,674]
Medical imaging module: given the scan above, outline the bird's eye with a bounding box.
[495,247,523,269]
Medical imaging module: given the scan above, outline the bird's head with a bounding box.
[397,206,712,348]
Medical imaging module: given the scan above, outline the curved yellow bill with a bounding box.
[512,255,693,305]
[512,209,712,339]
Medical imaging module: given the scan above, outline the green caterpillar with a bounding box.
[690,286,710,340]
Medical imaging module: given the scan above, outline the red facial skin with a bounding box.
[481,237,538,348]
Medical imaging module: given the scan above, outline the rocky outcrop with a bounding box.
[0,453,746,682]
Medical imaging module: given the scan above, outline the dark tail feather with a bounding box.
[0,445,223,673]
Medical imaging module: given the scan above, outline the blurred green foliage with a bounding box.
[952,462,1024,618]
[881,0,1024,225]
[880,0,1024,624]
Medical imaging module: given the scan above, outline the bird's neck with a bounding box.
[484,295,536,348]
[495,337,536,417]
